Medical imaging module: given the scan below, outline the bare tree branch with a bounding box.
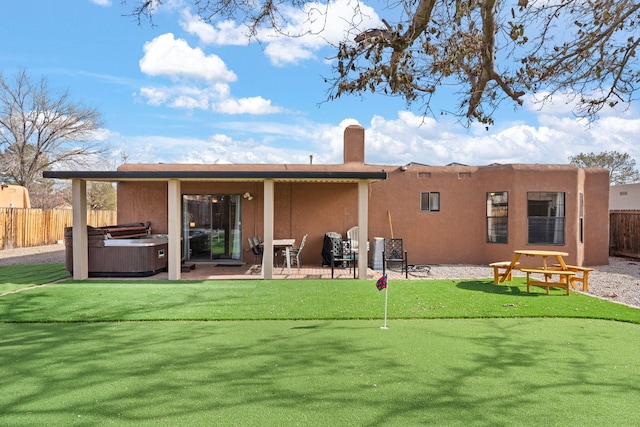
[123,0,640,126]
[0,70,106,192]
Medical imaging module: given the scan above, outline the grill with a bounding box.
[321,232,343,266]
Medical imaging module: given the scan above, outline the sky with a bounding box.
[1,0,639,169]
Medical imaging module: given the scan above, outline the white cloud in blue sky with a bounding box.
[1,0,640,169]
[139,33,237,82]
[179,0,382,66]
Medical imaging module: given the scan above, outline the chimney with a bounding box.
[343,125,365,164]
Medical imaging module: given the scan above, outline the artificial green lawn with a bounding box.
[1,264,639,426]
[3,277,640,323]
[0,263,69,294]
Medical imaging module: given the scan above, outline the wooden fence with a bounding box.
[0,208,117,249]
[609,210,640,258]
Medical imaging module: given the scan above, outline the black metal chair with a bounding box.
[331,238,357,278]
[383,238,408,278]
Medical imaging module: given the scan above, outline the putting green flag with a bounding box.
[377,275,390,329]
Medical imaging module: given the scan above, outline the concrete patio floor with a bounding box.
[143,262,412,281]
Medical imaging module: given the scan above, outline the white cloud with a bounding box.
[214,97,283,115]
[89,0,111,6]
[524,89,636,120]
[111,133,313,165]
[180,0,383,66]
[139,87,171,106]
[358,111,640,166]
[139,33,236,82]
[137,82,283,114]
[179,12,249,46]
[108,110,640,168]
[137,33,284,115]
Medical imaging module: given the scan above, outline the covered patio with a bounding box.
[44,168,387,281]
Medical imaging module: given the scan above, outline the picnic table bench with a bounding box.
[489,261,520,284]
[520,268,576,295]
[553,264,595,291]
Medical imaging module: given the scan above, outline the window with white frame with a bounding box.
[420,192,440,211]
[527,192,565,245]
[487,192,508,243]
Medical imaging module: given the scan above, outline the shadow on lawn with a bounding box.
[1,318,638,425]
[455,279,545,297]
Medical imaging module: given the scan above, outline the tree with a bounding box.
[0,70,105,193]
[29,178,70,210]
[569,151,640,185]
[87,182,117,211]
[27,179,116,210]
[125,0,640,126]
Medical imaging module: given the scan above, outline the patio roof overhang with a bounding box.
[43,170,388,183]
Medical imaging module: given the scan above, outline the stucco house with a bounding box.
[610,183,640,210]
[0,184,31,208]
[45,125,610,280]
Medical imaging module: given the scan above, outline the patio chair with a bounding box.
[346,226,359,253]
[247,237,262,264]
[383,238,408,278]
[282,234,308,270]
[331,238,357,279]
[255,235,278,259]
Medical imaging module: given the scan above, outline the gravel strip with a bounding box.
[0,244,65,266]
[1,245,638,309]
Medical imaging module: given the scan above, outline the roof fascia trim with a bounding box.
[43,170,388,181]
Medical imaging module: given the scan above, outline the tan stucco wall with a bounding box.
[116,163,610,267]
[365,163,610,266]
[609,183,640,210]
[117,181,168,231]
[0,184,31,208]
[583,168,610,265]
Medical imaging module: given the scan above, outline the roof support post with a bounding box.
[263,179,275,279]
[71,179,88,280]
[167,179,181,280]
[357,180,369,280]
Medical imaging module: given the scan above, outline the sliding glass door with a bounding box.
[182,194,242,261]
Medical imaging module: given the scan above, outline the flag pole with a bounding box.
[381,279,389,329]
[376,274,389,329]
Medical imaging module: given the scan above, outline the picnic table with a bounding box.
[493,249,576,295]
[495,249,569,283]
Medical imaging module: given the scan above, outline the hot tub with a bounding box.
[65,234,169,277]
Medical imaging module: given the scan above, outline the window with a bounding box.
[487,192,508,243]
[579,192,584,244]
[420,192,440,211]
[527,192,565,245]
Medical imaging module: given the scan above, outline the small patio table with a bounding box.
[262,239,296,275]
